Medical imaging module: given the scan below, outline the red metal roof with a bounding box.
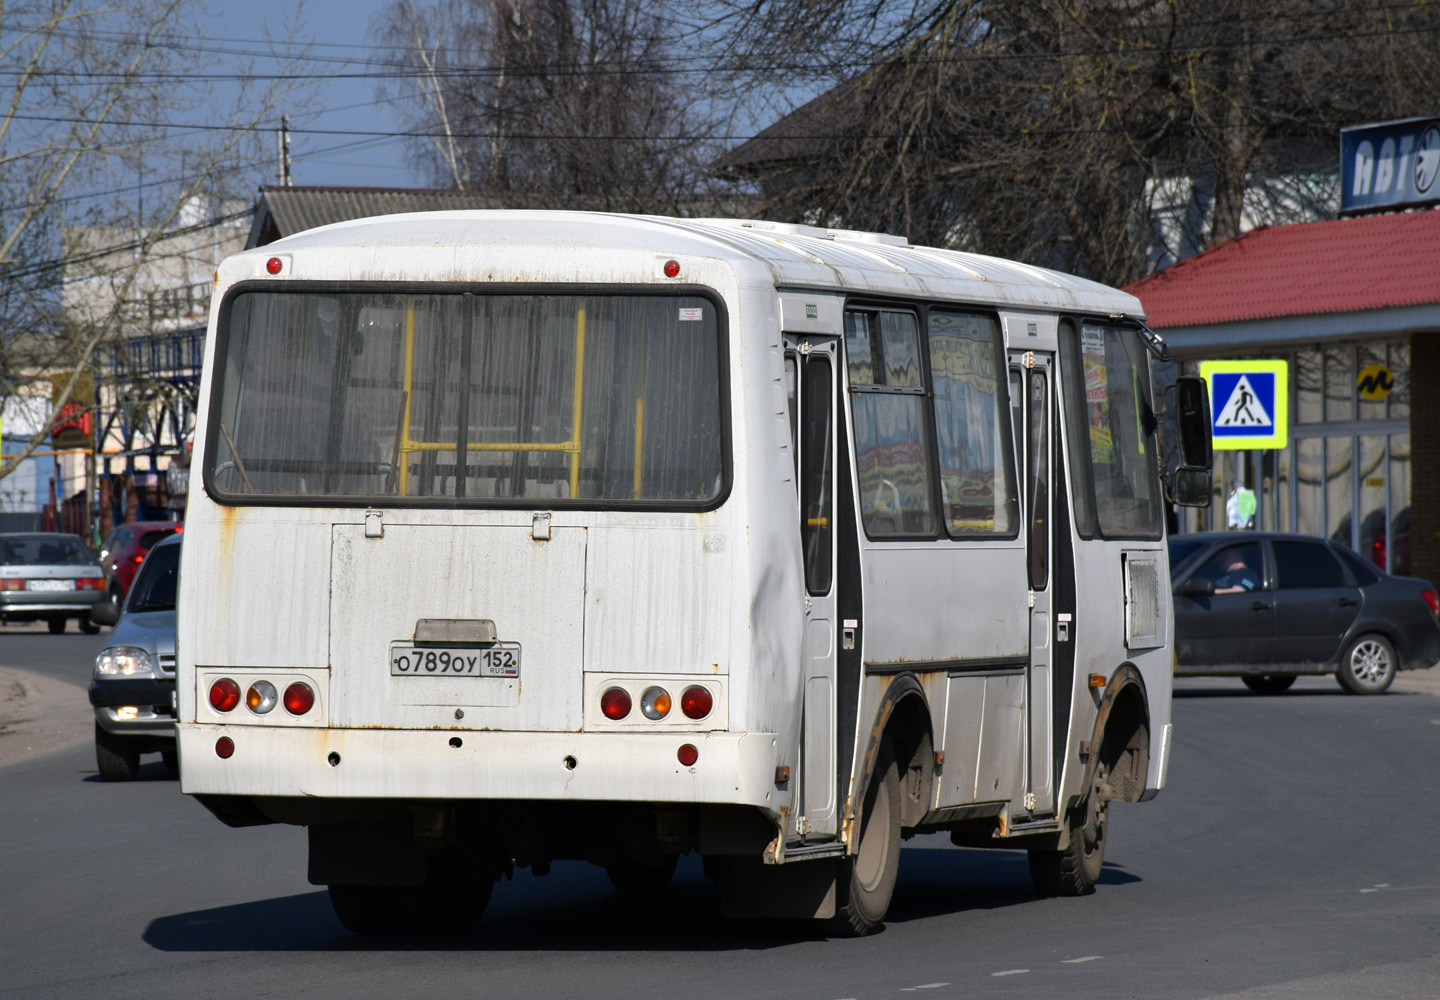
[1124,208,1440,329]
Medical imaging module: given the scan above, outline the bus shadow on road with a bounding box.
[886,846,1139,925]
[142,847,1137,953]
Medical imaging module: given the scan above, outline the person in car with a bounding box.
[1214,554,1262,594]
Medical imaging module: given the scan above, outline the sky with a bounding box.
[207,0,425,190]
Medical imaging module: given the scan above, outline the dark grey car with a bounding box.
[1171,531,1440,694]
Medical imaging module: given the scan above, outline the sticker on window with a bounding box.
[678,307,703,322]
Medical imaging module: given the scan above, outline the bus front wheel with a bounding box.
[833,741,901,936]
[1028,760,1108,897]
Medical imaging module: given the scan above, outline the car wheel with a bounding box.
[78,613,100,635]
[1029,759,1108,896]
[1336,634,1397,695]
[606,854,678,892]
[1242,674,1296,695]
[832,739,901,936]
[94,723,140,781]
[47,617,66,634]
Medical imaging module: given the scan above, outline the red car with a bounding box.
[99,521,182,607]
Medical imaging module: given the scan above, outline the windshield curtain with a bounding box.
[128,543,179,613]
[1059,321,1162,539]
[1,536,95,566]
[208,290,726,507]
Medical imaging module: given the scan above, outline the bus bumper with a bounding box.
[177,724,781,809]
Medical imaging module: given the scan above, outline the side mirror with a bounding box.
[88,600,119,627]
[1175,376,1212,469]
[1165,376,1213,508]
[1180,577,1215,598]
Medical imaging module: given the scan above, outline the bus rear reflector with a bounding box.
[680,686,713,720]
[283,681,315,716]
[600,687,632,720]
[215,737,234,759]
[677,744,698,766]
[209,678,240,712]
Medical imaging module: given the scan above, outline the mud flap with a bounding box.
[720,856,837,919]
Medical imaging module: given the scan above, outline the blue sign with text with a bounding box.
[1340,117,1440,215]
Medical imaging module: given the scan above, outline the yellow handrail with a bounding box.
[393,301,587,498]
[397,301,416,495]
[569,306,586,498]
[632,397,644,498]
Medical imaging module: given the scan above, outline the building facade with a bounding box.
[1127,208,1440,582]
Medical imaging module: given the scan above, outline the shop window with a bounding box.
[1324,346,1354,422]
[1325,437,1352,546]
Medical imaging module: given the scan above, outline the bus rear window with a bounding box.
[208,291,725,507]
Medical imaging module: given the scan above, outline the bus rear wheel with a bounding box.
[328,884,404,934]
[832,741,901,936]
[1029,761,1108,896]
[395,849,493,934]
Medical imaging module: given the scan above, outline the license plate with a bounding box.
[390,644,520,678]
[28,579,74,592]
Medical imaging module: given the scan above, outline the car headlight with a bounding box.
[95,646,154,678]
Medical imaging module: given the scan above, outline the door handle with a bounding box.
[1335,597,1357,607]
[1251,601,1272,611]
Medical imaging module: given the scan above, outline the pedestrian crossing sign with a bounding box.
[1199,359,1288,450]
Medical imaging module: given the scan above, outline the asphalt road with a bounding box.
[2,646,1439,999]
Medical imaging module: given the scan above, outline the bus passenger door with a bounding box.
[1011,351,1055,817]
[786,335,840,841]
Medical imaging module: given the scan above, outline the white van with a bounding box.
[177,212,1211,935]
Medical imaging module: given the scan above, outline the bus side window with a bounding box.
[785,353,799,482]
[1028,369,1050,589]
[801,356,833,595]
[844,309,936,537]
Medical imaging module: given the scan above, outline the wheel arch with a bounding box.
[1082,664,1150,806]
[846,673,935,841]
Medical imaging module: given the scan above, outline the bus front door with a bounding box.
[1011,351,1056,818]
[787,335,840,841]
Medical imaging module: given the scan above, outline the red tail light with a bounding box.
[76,578,104,590]
[132,553,145,564]
[680,685,713,720]
[600,687,632,721]
[209,678,241,712]
[283,681,315,715]
[0,578,23,591]
[1423,590,1439,617]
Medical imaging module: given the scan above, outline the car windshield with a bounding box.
[1,536,96,566]
[127,543,179,613]
[1167,539,1206,571]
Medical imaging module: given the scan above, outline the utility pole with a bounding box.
[277,114,293,187]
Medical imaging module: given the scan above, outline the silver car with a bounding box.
[0,533,107,633]
[87,533,179,781]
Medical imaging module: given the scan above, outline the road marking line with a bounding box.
[1062,956,1103,963]
[1360,888,1378,893]
[1374,883,1390,888]
[900,985,949,991]
[991,970,1030,977]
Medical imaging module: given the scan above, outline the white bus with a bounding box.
[178,212,1211,936]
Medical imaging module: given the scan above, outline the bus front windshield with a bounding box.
[208,291,725,507]
[1060,321,1162,539]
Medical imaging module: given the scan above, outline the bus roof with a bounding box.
[248,210,1143,318]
